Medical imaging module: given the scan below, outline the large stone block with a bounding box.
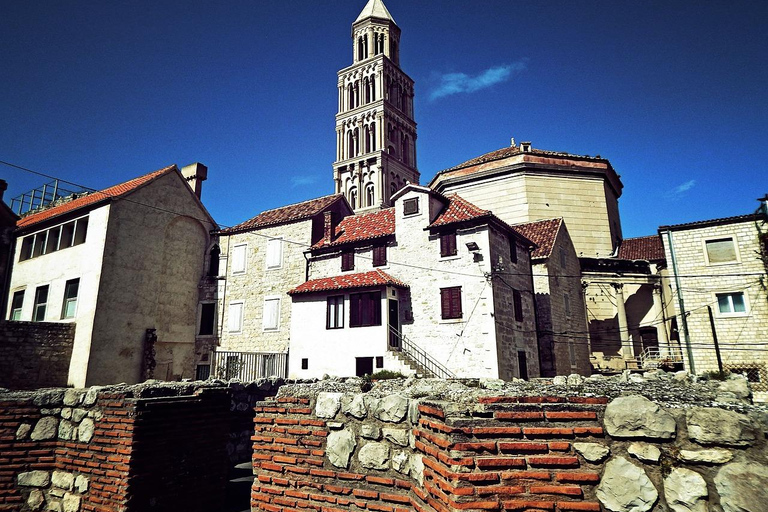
[17,471,50,488]
[686,407,755,447]
[315,392,342,419]
[373,394,409,423]
[664,468,707,512]
[30,416,58,441]
[596,456,657,512]
[358,442,390,470]
[326,429,356,468]
[715,461,768,512]
[604,395,676,439]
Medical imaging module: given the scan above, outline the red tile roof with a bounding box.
[429,194,492,228]
[313,208,395,249]
[513,218,563,259]
[617,235,665,262]
[220,194,345,234]
[288,269,408,295]
[435,145,609,179]
[17,165,176,230]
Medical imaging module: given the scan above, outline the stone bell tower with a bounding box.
[333,0,419,212]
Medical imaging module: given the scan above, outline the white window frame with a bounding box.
[228,301,244,333]
[262,296,281,331]
[231,244,247,275]
[61,278,80,320]
[265,238,283,270]
[714,291,749,317]
[702,236,740,266]
[9,289,25,321]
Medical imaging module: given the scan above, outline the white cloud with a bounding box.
[665,179,696,198]
[290,175,318,187]
[429,61,528,101]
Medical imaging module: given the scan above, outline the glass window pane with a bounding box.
[717,295,730,313]
[732,293,746,313]
[73,217,88,245]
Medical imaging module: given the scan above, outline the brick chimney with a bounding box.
[323,211,335,243]
[0,180,6,203]
[181,163,208,200]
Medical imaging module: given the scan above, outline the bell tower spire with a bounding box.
[333,0,419,212]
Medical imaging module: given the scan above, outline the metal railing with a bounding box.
[210,350,288,380]
[388,326,455,379]
[638,346,684,369]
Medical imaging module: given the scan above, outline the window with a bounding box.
[231,244,247,274]
[19,237,33,261]
[32,232,46,258]
[563,293,571,317]
[349,188,358,208]
[568,338,577,368]
[560,247,567,267]
[301,358,309,370]
[717,292,747,315]
[228,301,244,332]
[705,237,738,264]
[19,216,90,262]
[440,287,462,320]
[263,298,280,331]
[61,279,79,319]
[33,285,49,322]
[508,237,517,264]
[342,250,355,271]
[208,245,221,277]
[513,289,523,322]
[403,197,419,216]
[266,238,283,269]
[440,232,457,257]
[196,364,211,380]
[10,290,24,320]
[199,303,216,336]
[73,217,88,245]
[350,291,381,327]
[365,184,375,207]
[327,296,344,329]
[376,356,384,369]
[373,244,387,267]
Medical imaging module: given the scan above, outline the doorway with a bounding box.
[388,299,400,349]
[356,357,374,376]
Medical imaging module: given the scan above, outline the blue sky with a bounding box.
[1,1,766,237]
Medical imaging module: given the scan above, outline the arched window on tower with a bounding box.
[347,84,354,110]
[388,145,396,156]
[370,122,376,151]
[348,187,358,209]
[370,79,376,101]
[208,244,221,277]
[365,184,375,207]
[364,77,370,103]
[347,131,355,159]
[390,182,397,200]
[353,81,360,108]
[357,37,365,61]
[364,125,371,153]
[401,135,409,165]
[354,127,360,156]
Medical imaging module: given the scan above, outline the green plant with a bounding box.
[701,370,730,381]
[369,370,406,380]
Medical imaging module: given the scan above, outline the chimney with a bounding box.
[323,211,335,243]
[510,137,516,147]
[520,141,532,153]
[759,194,768,217]
[0,180,6,203]
[181,162,208,199]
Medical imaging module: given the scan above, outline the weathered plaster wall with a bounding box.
[88,172,213,385]
[0,321,75,390]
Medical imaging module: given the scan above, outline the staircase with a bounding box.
[388,327,456,379]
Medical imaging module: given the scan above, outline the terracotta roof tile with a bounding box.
[617,235,665,261]
[288,269,408,295]
[221,194,345,234]
[512,218,563,259]
[659,213,764,232]
[314,208,395,249]
[436,145,608,179]
[17,165,176,230]
[429,194,492,228]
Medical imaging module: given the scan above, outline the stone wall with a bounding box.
[0,381,255,512]
[252,376,768,512]
[0,321,76,390]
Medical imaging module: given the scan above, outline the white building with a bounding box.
[287,185,539,380]
[5,164,215,386]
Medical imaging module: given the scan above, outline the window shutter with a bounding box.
[373,245,387,267]
[371,292,381,325]
[266,239,282,269]
[350,293,360,326]
[441,232,457,257]
[441,287,462,319]
[263,298,280,330]
[342,250,355,271]
[228,303,243,332]
[232,245,247,273]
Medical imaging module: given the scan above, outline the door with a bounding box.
[388,299,400,349]
[517,351,528,380]
[356,357,374,377]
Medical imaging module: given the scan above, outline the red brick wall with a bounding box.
[251,396,608,512]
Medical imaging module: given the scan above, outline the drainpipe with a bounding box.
[664,230,695,374]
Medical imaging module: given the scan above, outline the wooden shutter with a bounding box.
[441,287,462,319]
[373,244,387,267]
[342,250,355,271]
[441,232,457,257]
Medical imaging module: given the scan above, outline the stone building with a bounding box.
[659,199,768,399]
[0,180,18,307]
[201,195,353,380]
[287,185,539,380]
[4,164,215,387]
[334,0,419,213]
[513,218,591,376]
